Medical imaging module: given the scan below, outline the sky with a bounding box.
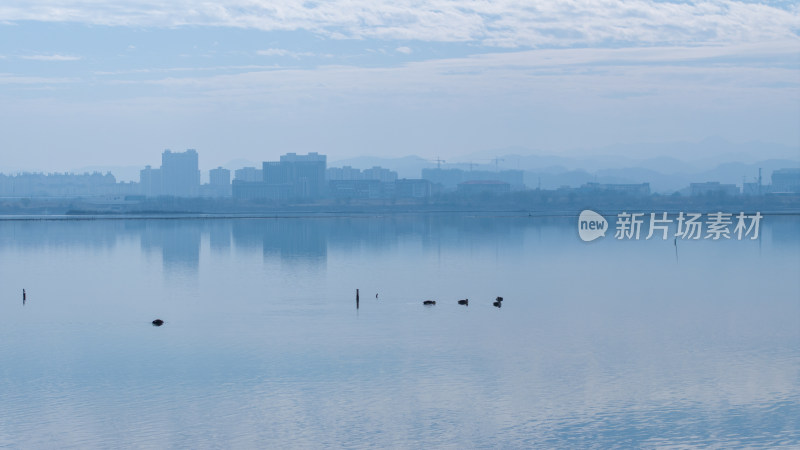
[0,0,798,172]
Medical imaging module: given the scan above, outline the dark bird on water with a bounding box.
[152,319,164,326]
[496,296,503,302]
[493,301,502,308]
[423,300,436,305]
[457,299,468,306]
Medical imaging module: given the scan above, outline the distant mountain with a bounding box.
[329,138,799,193]
[574,137,800,164]
[523,159,800,193]
[471,137,798,172]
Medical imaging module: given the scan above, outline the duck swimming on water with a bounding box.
[152,319,164,326]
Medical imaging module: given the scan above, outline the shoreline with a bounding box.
[1,208,799,221]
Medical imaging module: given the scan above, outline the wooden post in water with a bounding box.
[356,289,360,309]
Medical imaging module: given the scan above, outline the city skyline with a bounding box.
[1,147,798,200]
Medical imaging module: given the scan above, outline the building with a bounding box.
[263,161,289,184]
[326,165,398,198]
[0,172,118,197]
[203,166,232,198]
[329,179,385,199]
[771,168,800,193]
[395,179,432,198]
[421,169,464,189]
[327,165,398,183]
[231,180,292,200]
[161,149,200,197]
[263,152,327,199]
[422,168,525,190]
[742,182,762,196]
[689,182,739,196]
[280,152,327,198]
[210,167,230,186]
[363,166,398,183]
[234,167,263,182]
[139,165,162,197]
[326,166,364,181]
[232,153,327,201]
[457,180,511,195]
[581,182,651,196]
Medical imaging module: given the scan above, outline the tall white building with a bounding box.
[161,149,200,197]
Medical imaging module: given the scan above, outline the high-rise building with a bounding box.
[263,152,327,199]
[209,167,231,186]
[140,165,162,197]
[263,161,290,184]
[161,149,200,197]
[234,167,263,182]
[326,166,364,181]
[201,166,232,198]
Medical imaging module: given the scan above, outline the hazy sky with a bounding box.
[1,1,798,171]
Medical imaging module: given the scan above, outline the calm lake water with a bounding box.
[1,213,798,448]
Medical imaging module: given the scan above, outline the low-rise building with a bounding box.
[581,182,651,196]
[457,180,511,195]
[689,182,739,196]
[395,179,432,198]
[231,180,292,201]
[329,179,385,199]
[772,168,800,193]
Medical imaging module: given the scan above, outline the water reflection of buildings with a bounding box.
[138,220,202,272]
[2,214,794,278]
[768,215,800,248]
[232,219,327,264]
[0,215,596,262]
[0,219,123,249]
[207,220,231,253]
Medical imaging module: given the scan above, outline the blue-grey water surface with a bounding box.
[1,213,798,448]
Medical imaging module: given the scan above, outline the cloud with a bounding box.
[256,48,291,57]
[395,46,412,54]
[0,73,76,84]
[93,65,281,76]
[97,40,798,111]
[256,48,315,58]
[0,1,797,48]
[20,54,82,61]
